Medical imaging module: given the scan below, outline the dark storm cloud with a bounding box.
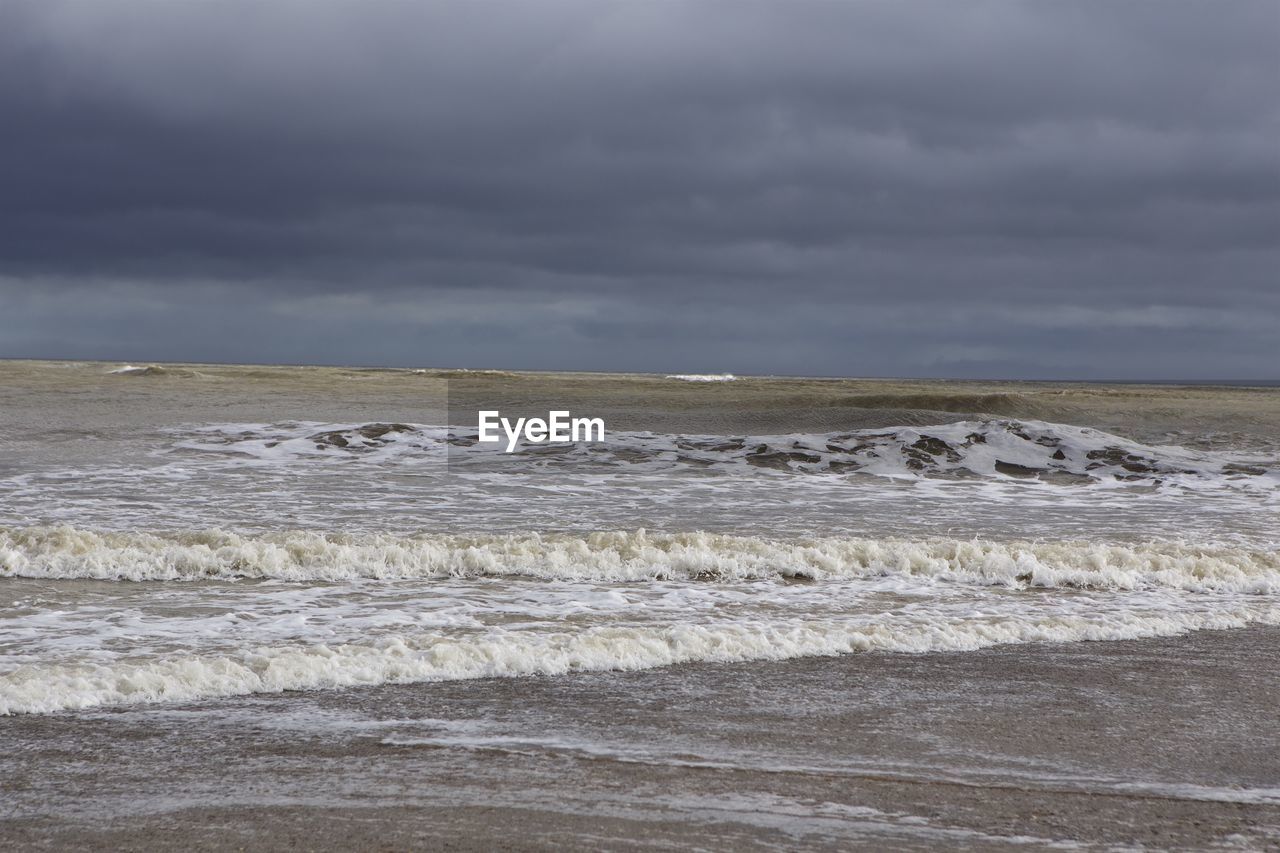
[1,0,1277,377]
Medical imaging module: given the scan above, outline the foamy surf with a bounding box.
[3,526,1279,592]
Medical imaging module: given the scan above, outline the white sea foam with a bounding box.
[3,526,1278,592]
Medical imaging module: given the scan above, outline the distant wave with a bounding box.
[666,373,736,382]
[413,368,522,379]
[107,364,209,378]
[4,526,1278,592]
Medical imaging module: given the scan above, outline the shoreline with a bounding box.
[4,626,1278,850]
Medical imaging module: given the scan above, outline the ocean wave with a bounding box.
[3,604,1276,715]
[3,526,1277,592]
[169,418,1278,486]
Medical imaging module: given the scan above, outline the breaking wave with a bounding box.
[170,418,1278,486]
[665,373,737,382]
[3,526,1278,592]
[3,604,1277,715]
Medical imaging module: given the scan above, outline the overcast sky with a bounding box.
[1,0,1277,379]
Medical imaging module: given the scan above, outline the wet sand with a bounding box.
[4,627,1278,851]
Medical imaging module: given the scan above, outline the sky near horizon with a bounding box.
[1,1,1277,379]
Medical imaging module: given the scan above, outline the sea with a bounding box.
[1,359,1278,847]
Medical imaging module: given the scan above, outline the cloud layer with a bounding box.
[2,0,1277,377]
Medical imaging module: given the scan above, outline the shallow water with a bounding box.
[4,629,1279,849]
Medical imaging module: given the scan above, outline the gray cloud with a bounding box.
[1,0,1277,378]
